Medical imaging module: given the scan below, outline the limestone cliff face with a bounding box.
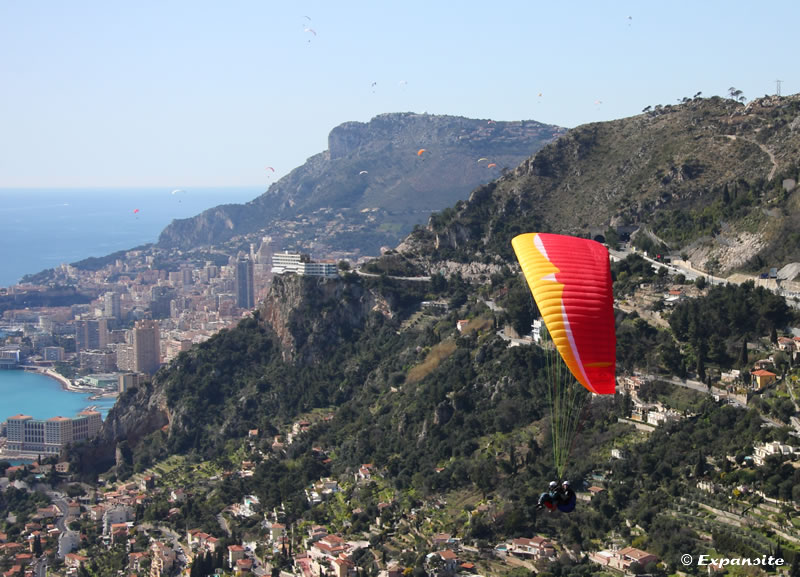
[260,273,391,364]
[83,379,170,469]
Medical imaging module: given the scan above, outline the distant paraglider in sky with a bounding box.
[417,148,427,157]
[359,170,369,175]
[476,157,489,163]
[487,163,497,169]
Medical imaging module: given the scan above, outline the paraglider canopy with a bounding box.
[512,232,616,479]
[511,232,616,395]
[417,148,427,156]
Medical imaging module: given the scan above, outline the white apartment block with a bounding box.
[271,251,339,278]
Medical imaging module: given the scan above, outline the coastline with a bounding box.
[22,365,73,391]
[20,365,117,398]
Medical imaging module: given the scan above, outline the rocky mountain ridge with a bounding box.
[398,95,800,278]
[157,112,564,255]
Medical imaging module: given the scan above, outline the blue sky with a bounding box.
[2,0,797,189]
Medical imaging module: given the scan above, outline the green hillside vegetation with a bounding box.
[81,258,800,572]
[63,95,800,576]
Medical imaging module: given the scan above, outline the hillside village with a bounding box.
[2,299,800,576]
[3,234,800,576]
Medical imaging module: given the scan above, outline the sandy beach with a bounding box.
[22,366,74,390]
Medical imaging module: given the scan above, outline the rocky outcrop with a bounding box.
[77,379,170,470]
[259,273,392,364]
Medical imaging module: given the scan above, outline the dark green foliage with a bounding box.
[0,486,51,524]
[616,313,682,375]
[498,278,538,336]
[668,281,793,373]
[612,254,660,296]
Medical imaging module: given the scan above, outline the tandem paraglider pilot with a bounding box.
[537,480,576,513]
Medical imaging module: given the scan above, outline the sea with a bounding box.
[0,186,263,288]
[0,370,116,422]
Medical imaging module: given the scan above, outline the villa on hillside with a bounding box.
[752,440,796,466]
[590,547,659,573]
[750,369,777,391]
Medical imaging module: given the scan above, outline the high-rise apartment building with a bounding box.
[103,292,121,320]
[75,319,108,352]
[149,286,175,320]
[236,257,255,309]
[133,319,161,375]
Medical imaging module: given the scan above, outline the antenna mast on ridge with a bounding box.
[776,79,782,97]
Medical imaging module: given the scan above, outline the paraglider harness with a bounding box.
[538,482,576,513]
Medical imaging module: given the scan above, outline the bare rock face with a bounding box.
[80,380,170,470]
[259,273,392,364]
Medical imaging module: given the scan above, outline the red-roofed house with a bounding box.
[310,535,348,560]
[2,565,22,577]
[128,551,149,573]
[751,369,777,390]
[590,547,659,572]
[426,550,458,573]
[332,556,356,577]
[236,557,254,574]
[228,544,246,567]
[510,536,556,559]
[269,523,285,543]
[65,553,89,570]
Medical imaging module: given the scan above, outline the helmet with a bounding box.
[549,481,558,489]
[562,480,570,487]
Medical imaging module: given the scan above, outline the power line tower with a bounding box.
[776,79,782,97]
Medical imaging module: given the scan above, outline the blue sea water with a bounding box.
[0,370,116,422]
[0,186,263,288]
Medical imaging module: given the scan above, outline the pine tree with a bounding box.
[694,451,706,478]
[33,534,43,557]
[738,337,748,368]
[204,550,214,576]
[790,554,800,577]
